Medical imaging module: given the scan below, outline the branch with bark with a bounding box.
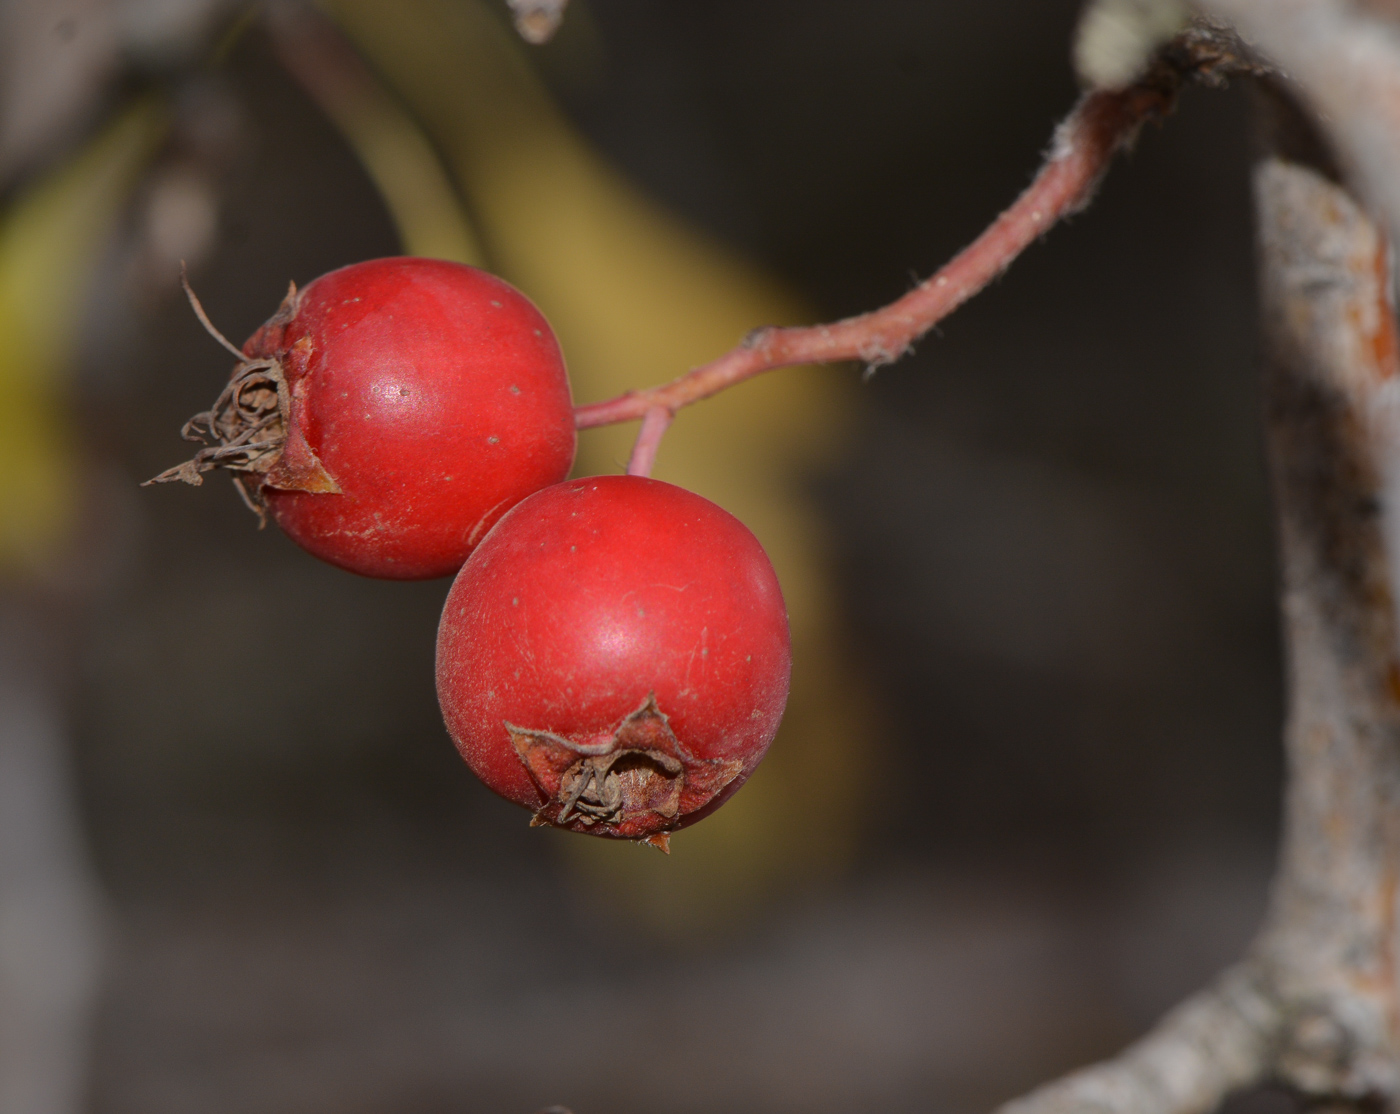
[997,119,1400,1114]
[561,6,1400,1113]
[997,967,1279,1114]
[1000,16,1400,1114]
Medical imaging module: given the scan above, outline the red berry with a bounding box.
[152,257,576,579]
[435,476,791,849]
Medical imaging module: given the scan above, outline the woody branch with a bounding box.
[568,3,1400,1112]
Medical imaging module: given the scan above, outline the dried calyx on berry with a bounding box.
[145,257,577,581]
[509,694,744,852]
[146,279,333,523]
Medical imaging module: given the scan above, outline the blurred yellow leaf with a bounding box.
[267,7,486,266]
[0,100,166,575]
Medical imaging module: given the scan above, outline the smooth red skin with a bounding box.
[244,258,576,580]
[436,476,791,830]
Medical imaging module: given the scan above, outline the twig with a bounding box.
[995,966,1279,1114]
[574,83,1176,442]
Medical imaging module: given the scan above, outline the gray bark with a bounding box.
[988,71,1400,1114]
[1252,154,1400,1104]
[993,968,1278,1114]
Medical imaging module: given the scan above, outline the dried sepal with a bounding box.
[507,693,743,846]
[145,278,337,523]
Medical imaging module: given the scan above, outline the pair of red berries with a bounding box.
[153,257,790,849]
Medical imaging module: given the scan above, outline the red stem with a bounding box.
[575,86,1173,436]
[625,406,673,477]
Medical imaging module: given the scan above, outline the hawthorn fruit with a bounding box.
[151,257,577,579]
[435,475,791,850]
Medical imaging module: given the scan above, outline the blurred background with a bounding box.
[0,1,1286,1112]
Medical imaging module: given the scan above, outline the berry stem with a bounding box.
[624,406,673,478]
[573,84,1175,435]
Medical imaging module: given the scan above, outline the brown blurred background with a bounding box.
[0,2,1286,1113]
